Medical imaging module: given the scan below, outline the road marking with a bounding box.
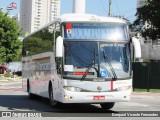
[0,82,22,86]
[0,87,24,92]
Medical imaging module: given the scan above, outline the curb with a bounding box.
[0,87,24,92]
[0,80,10,82]
[0,79,22,82]
[132,92,160,96]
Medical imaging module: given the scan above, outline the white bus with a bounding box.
[22,13,141,110]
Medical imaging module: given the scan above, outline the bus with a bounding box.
[22,13,141,110]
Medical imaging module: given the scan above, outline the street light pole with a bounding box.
[108,0,112,17]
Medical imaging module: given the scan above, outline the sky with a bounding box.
[0,0,137,23]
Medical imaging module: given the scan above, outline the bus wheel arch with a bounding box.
[27,79,36,99]
[48,80,61,107]
[27,79,29,93]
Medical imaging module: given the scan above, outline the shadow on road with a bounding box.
[0,94,116,114]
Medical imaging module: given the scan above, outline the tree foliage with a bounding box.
[134,0,160,40]
[23,29,54,56]
[0,11,21,63]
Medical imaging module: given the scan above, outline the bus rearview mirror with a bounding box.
[132,37,141,59]
[56,36,63,57]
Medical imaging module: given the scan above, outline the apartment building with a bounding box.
[20,0,60,35]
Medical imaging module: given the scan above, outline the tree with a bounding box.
[134,0,160,40]
[0,11,21,63]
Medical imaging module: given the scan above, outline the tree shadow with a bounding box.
[0,94,117,115]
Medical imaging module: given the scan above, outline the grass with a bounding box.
[134,88,160,93]
[0,75,22,81]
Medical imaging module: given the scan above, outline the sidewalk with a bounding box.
[132,92,160,97]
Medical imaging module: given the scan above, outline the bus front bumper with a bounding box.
[59,90,131,104]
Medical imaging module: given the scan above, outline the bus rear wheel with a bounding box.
[49,85,60,108]
[100,102,115,110]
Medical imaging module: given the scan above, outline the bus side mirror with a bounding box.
[56,36,63,57]
[132,37,141,59]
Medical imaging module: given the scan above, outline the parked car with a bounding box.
[0,65,7,74]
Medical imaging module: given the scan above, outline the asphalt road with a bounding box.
[0,80,160,118]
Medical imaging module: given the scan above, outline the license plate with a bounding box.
[93,96,105,100]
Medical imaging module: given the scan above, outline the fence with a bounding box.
[133,62,160,91]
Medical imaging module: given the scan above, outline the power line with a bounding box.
[115,0,122,15]
[100,0,107,14]
[126,13,136,19]
[122,8,137,15]
[98,0,136,21]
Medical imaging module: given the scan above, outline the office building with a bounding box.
[20,0,60,34]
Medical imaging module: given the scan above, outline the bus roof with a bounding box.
[56,13,126,23]
[24,13,127,38]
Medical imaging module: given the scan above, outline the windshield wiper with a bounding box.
[81,49,98,81]
[103,50,117,80]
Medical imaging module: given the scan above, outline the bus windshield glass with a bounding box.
[63,41,131,79]
[63,23,128,40]
[99,43,131,79]
[64,42,99,79]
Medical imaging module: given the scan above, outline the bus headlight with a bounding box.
[63,86,82,92]
[116,86,131,91]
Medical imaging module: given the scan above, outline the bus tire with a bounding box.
[49,84,60,108]
[27,80,36,99]
[100,102,115,110]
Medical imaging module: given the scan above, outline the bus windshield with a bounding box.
[63,23,128,40]
[63,41,131,79]
[99,42,131,79]
[64,42,99,79]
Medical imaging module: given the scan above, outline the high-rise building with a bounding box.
[20,0,60,35]
[9,14,20,23]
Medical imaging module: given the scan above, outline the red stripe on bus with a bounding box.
[111,80,113,91]
[32,57,50,61]
[22,60,30,63]
[23,57,50,63]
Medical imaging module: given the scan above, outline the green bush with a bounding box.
[4,72,11,78]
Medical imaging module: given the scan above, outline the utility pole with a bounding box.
[108,0,112,17]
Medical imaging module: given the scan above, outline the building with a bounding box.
[10,14,20,23]
[20,0,60,35]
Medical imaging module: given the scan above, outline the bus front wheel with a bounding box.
[100,102,115,110]
[49,84,60,108]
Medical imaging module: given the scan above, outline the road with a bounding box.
[0,80,160,117]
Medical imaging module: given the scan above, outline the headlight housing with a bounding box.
[63,86,82,92]
[116,86,131,91]
[63,86,132,92]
